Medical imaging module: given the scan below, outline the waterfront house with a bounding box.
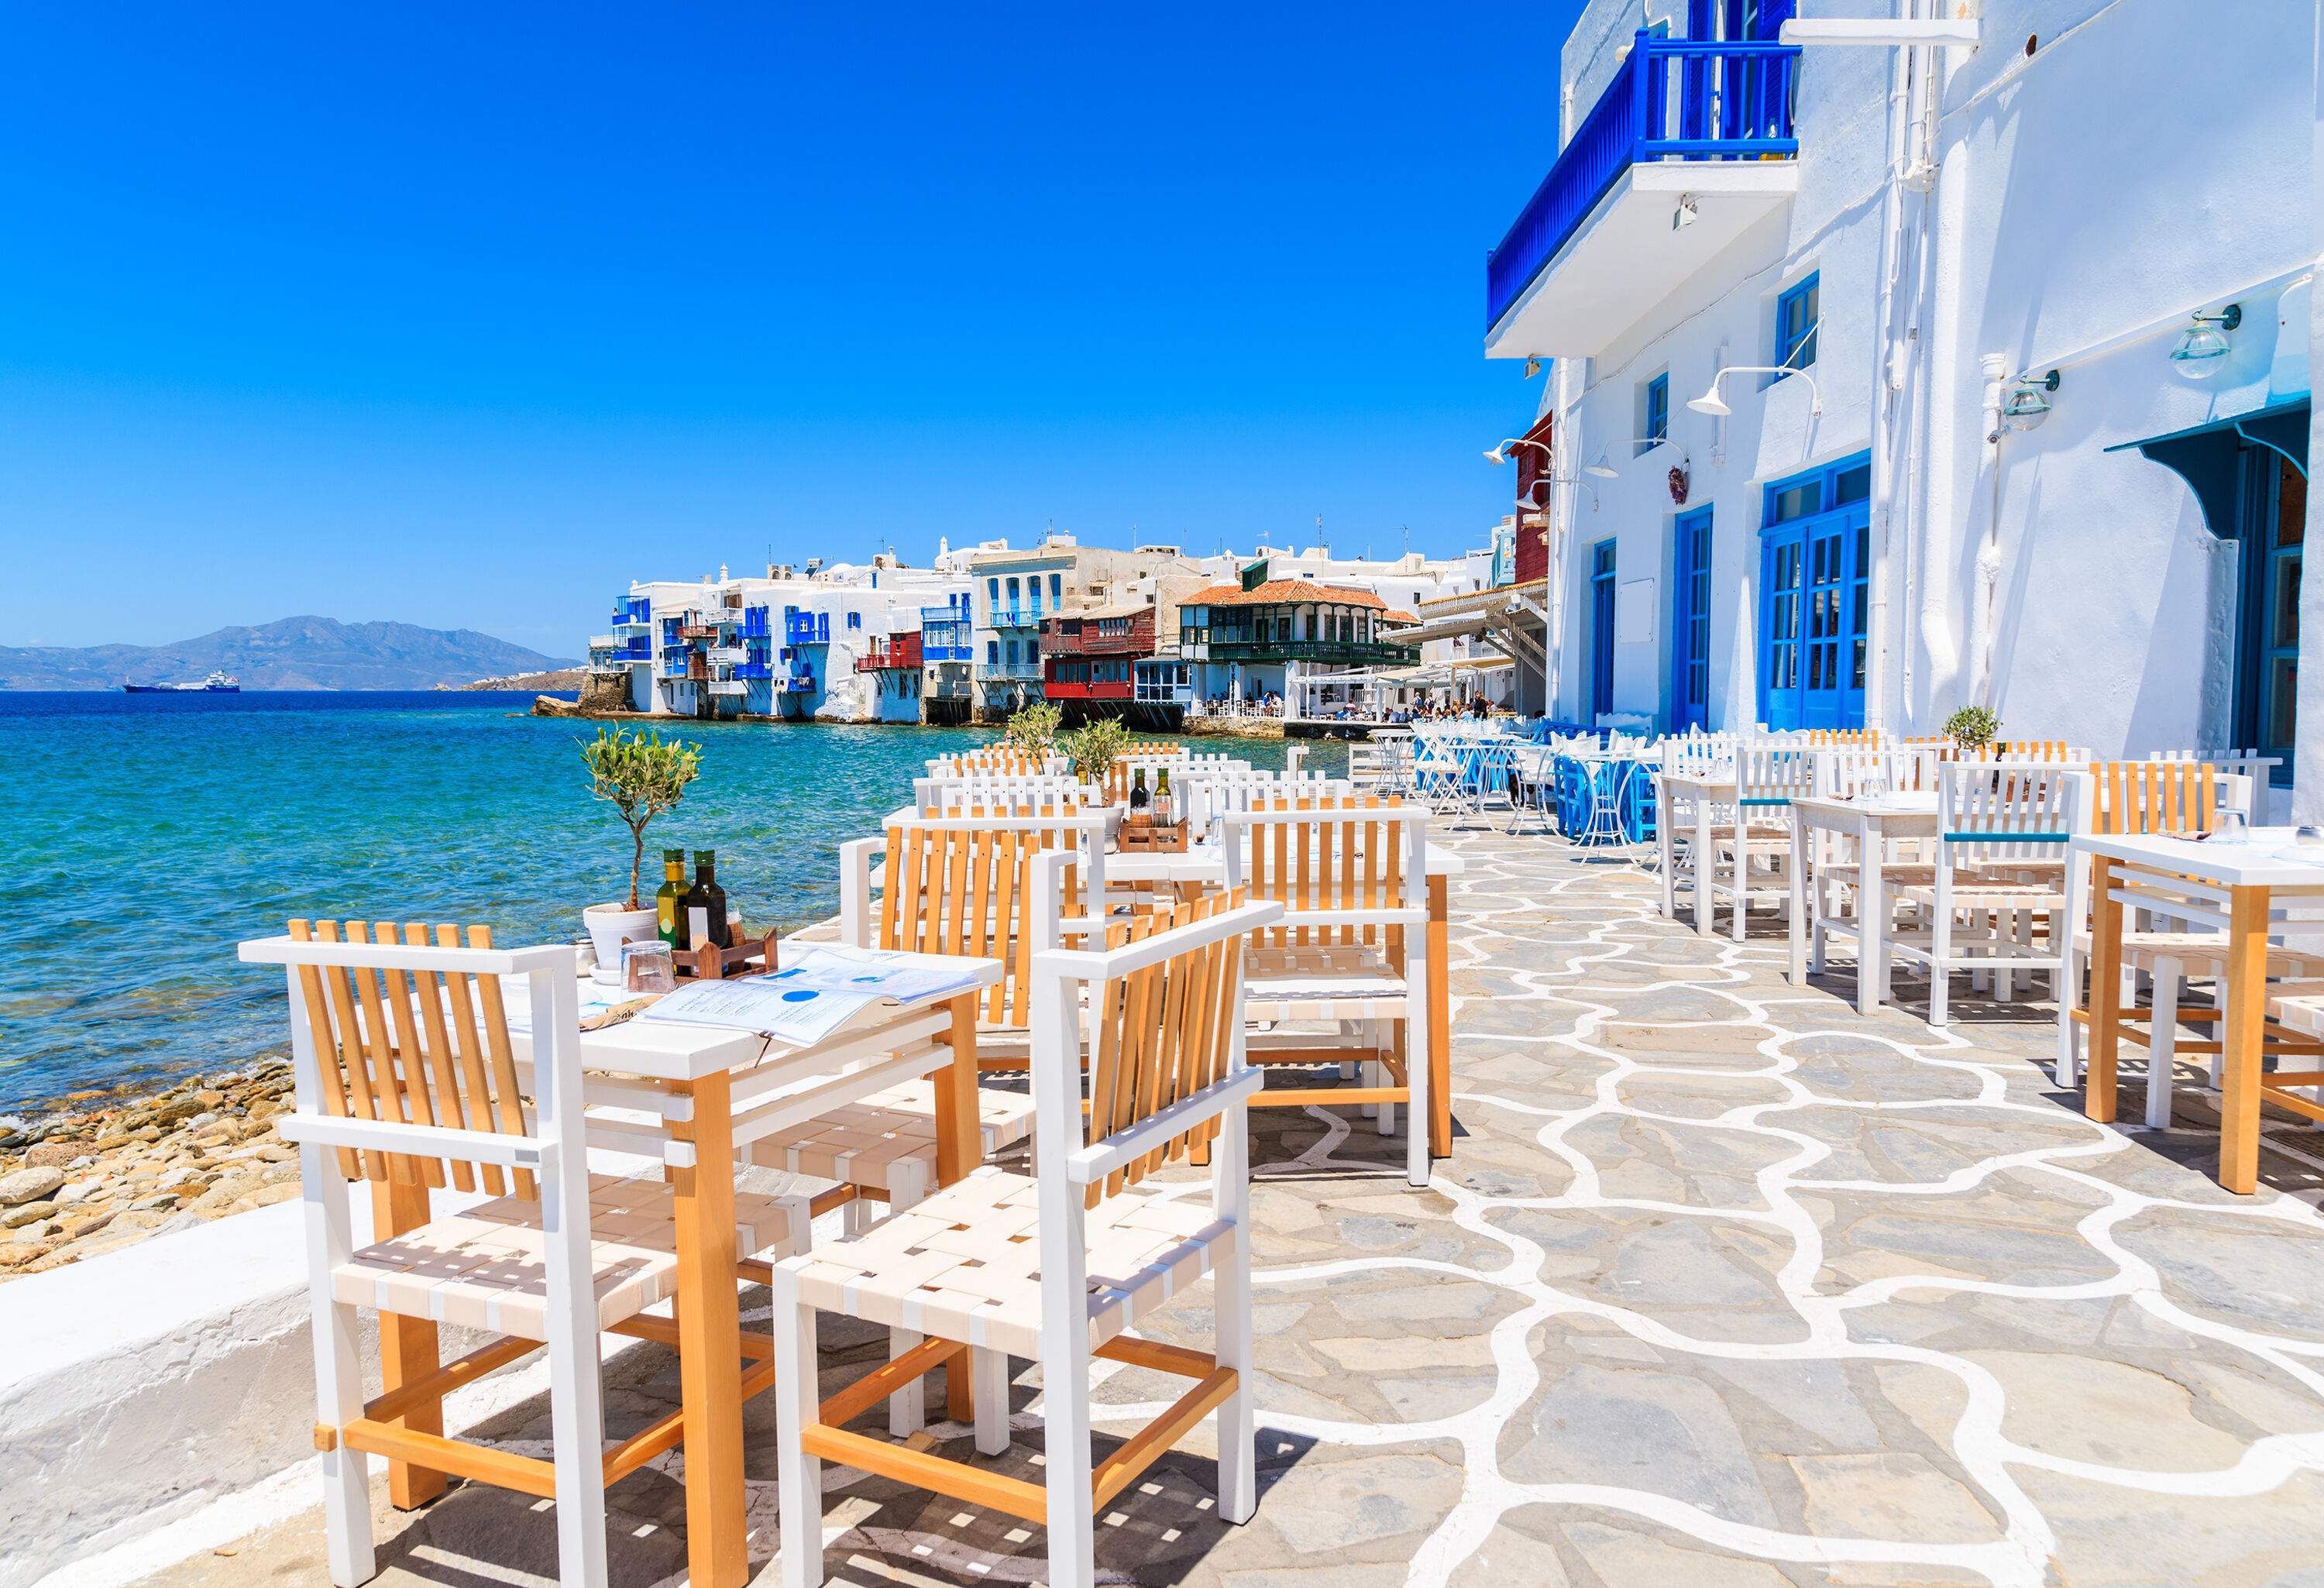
[1486,0,2318,806]
[1176,576,1422,711]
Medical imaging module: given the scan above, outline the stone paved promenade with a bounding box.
[138,827,2324,1588]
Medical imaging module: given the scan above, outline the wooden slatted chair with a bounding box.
[1221,799,1433,1185]
[2051,764,2323,1123]
[1695,747,1815,940]
[1807,727,1883,748]
[239,920,809,1588]
[772,880,1278,1588]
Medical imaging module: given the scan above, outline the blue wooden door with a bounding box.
[1671,508,1712,730]
[1759,502,1868,729]
[1590,540,1617,720]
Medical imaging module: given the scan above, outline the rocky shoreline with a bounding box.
[0,1063,298,1281]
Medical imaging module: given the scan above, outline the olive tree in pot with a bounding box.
[1061,717,1130,785]
[1002,699,1063,765]
[1943,705,2000,757]
[580,726,702,967]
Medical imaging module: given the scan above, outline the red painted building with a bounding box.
[1511,410,1555,585]
[1041,605,1155,706]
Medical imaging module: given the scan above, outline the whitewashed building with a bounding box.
[588,555,970,721]
[1487,0,2320,807]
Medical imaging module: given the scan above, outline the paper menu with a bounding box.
[634,947,985,1047]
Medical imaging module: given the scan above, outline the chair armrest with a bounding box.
[1066,1069,1265,1184]
[839,837,885,948]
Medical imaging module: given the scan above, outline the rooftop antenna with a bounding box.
[1401,524,1411,556]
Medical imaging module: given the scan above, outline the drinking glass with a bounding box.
[2215,809,2248,845]
[621,939,678,994]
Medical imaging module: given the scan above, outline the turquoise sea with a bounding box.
[0,692,1336,1112]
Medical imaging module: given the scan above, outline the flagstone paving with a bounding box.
[134,827,2324,1587]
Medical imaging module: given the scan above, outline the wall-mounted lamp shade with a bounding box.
[2169,322,2232,377]
[2000,383,2053,431]
[1483,445,1510,464]
[1686,385,1732,418]
[1584,453,1620,478]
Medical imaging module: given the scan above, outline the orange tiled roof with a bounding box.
[1181,579,1389,610]
[1382,609,1418,624]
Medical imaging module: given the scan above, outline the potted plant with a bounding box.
[1944,704,2000,757]
[1060,717,1129,783]
[579,726,702,966]
[1002,699,1062,763]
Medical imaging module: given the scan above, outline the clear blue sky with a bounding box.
[0,2,1578,656]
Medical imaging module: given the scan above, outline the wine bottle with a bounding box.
[687,849,732,950]
[1131,766,1150,809]
[655,848,689,948]
[1153,765,1172,823]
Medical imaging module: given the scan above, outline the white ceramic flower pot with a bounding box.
[583,903,660,971]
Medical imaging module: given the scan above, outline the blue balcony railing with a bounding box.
[741,604,772,639]
[783,612,830,644]
[1486,33,1800,329]
[734,662,773,681]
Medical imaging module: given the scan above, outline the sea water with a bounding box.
[0,692,1336,1110]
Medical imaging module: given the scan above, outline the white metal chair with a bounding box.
[772,882,1278,1588]
[239,920,812,1588]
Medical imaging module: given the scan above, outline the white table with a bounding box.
[1788,792,1941,1014]
[2076,830,2324,1194]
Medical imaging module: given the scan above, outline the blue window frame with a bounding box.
[1645,374,1669,449]
[1671,508,1713,730]
[1005,639,1018,665]
[1590,540,1618,719]
[2236,449,2305,784]
[1776,273,1819,373]
[986,639,999,664]
[847,610,861,631]
[1758,452,1869,729]
[1050,574,1062,605]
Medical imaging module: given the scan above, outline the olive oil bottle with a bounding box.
[654,848,689,948]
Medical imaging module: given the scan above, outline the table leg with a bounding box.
[2219,884,2268,1194]
[373,1175,445,1509]
[937,992,984,1422]
[1694,799,1715,937]
[1659,794,1676,919]
[672,1071,748,1588]
[1428,873,1452,1160]
[1857,823,1885,1018]
[2085,858,2122,1124]
[1787,813,1807,986]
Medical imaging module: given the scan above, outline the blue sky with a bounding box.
[0,2,1578,656]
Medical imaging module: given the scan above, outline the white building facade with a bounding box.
[1489,0,2319,806]
[587,555,970,722]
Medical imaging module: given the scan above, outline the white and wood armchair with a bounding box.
[771,876,1280,1588]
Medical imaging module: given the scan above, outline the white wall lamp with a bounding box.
[2168,304,2240,379]
[1517,476,1598,514]
[1483,437,1555,465]
[1583,440,1679,477]
[1688,366,1824,417]
[2000,370,2061,431]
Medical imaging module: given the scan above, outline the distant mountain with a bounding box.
[0,616,579,692]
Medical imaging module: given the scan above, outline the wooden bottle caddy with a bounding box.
[676,926,782,980]
[1118,810,1188,853]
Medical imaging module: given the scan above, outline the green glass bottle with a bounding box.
[686,849,731,950]
[655,848,689,948]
